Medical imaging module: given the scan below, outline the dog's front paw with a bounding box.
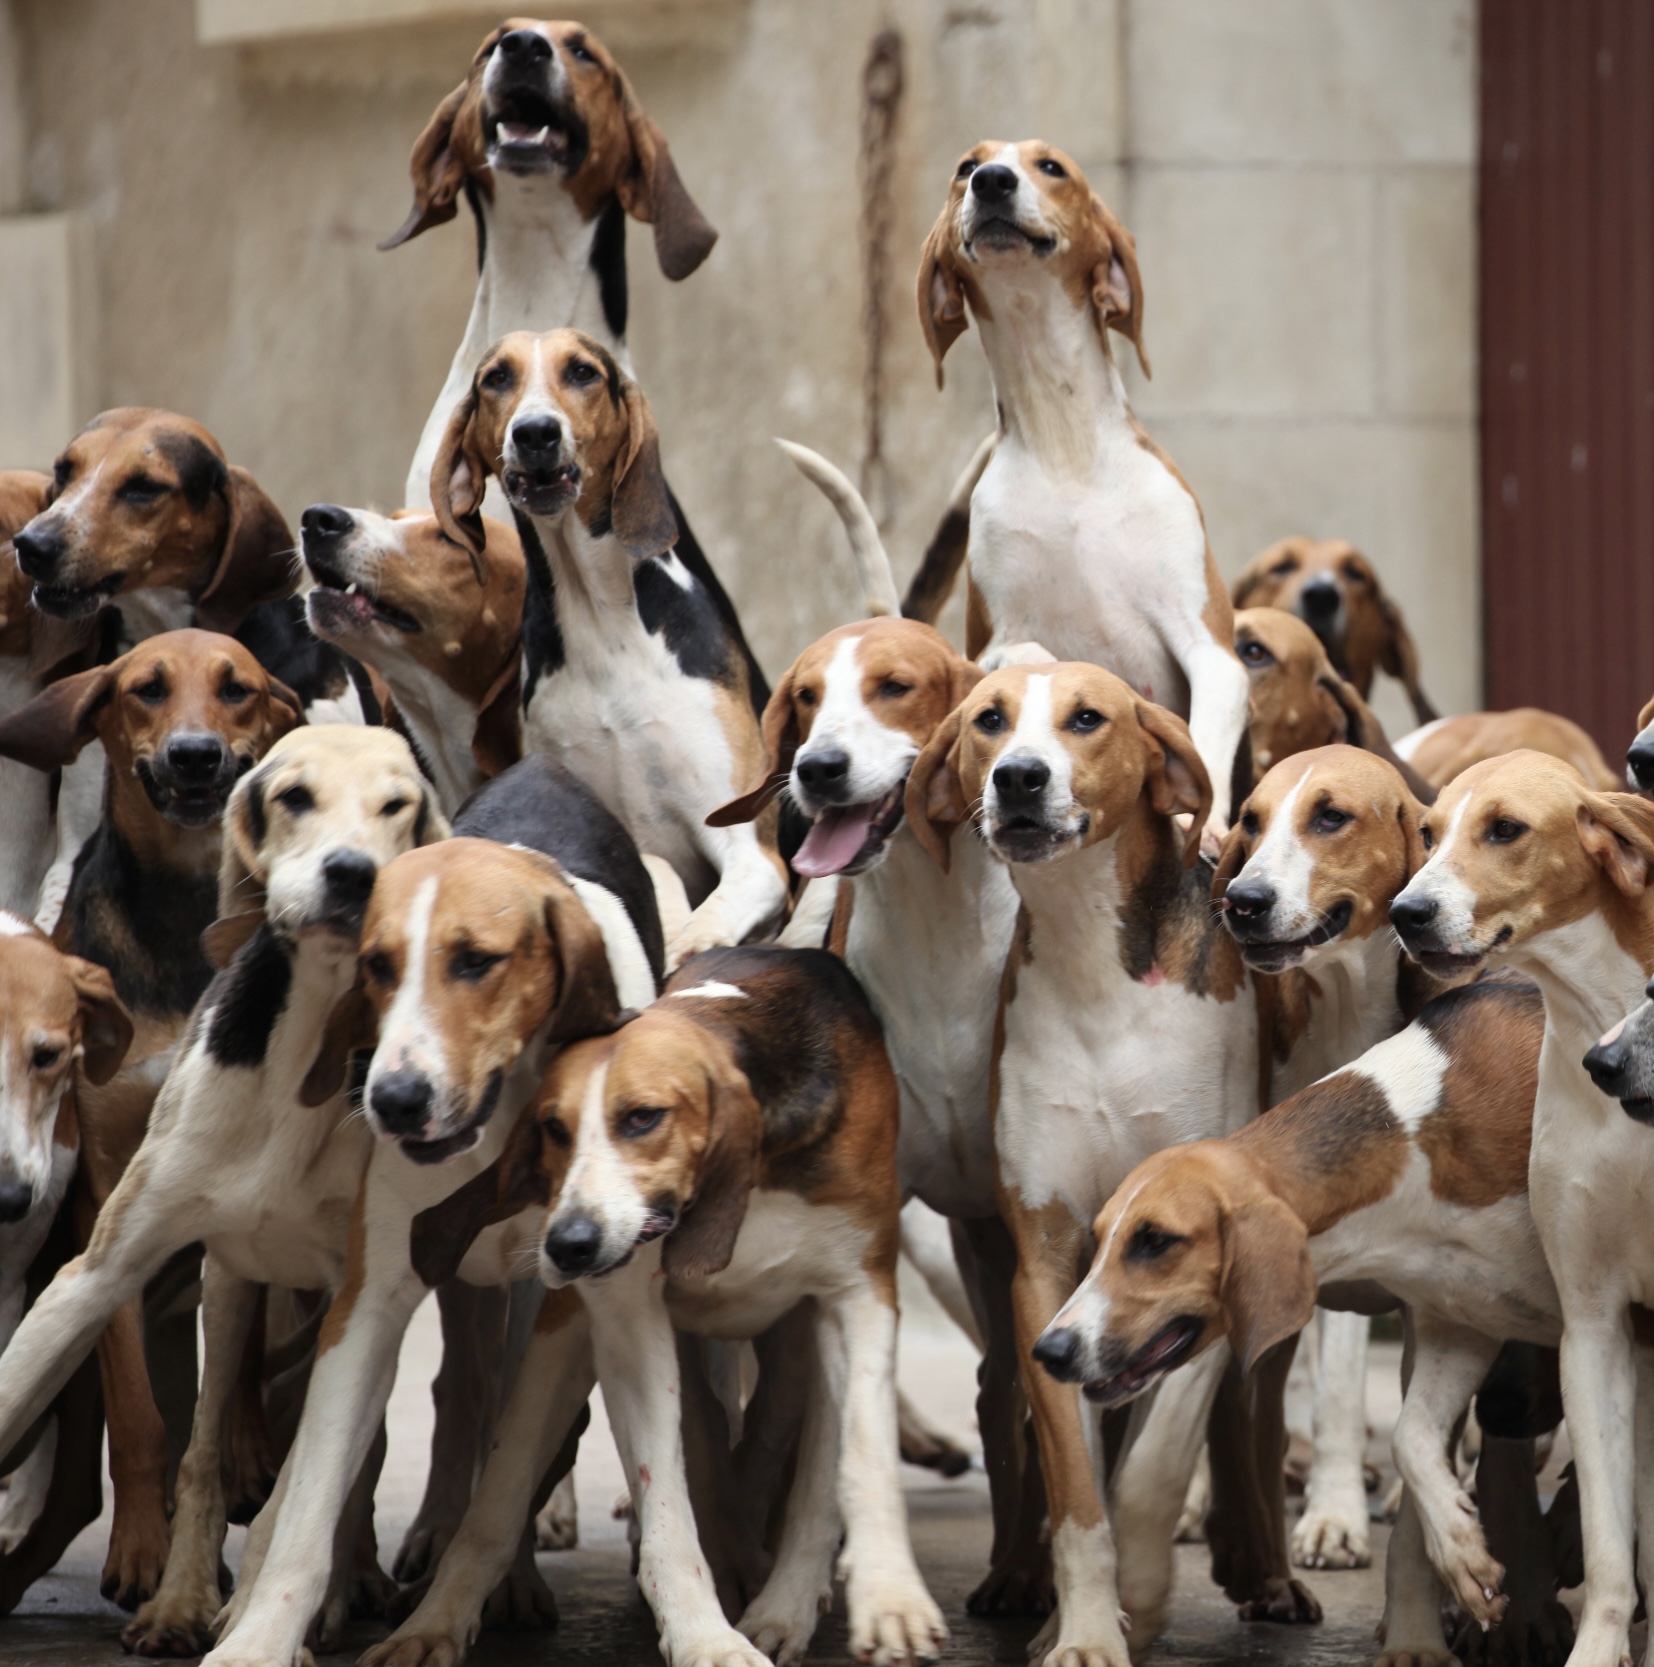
[478,1557,558,1631]
[122,1577,223,1658]
[1292,1495,1373,1570]
[1423,1497,1505,1627]
[1029,1613,1133,1667]
[101,1491,172,1611]
[846,1575,947,1667]
[1375,1646,1460,1667]
[740,1577,832,1666]
[661,1625,773,1667]
[535,1473,579,1550]
[1237,1576,1324,1624]
[358,1622,472,1667]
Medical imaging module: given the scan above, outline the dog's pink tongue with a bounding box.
[792,804,877,878]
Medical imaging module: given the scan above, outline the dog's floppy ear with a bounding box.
[195,468,298,635]
[378,39,495,252]
[542,873,625,1045]
[211,763,273,941]
[430,380,491,576]
[1210,818,1252,900]
[300,984,378,1108]
[410,1109,551,1288]
[615,72,718,281]
[1578,792,1654,898]
[662,1050,761,1282]
[917,206,970,389]
[67,957,134,1087]
[1220,1192,1316,1375]
[707,668,800,827]
[1090,198,1150,377]
[612,381,678,563]
[1375,588,1438,728]
[1134,700,1212,866]
[1397,794,1431,879]
[412,776,451,849]
[904,705,970,873]
[1318,674,1439,805]
[0,662,117,771]
[471,653,523,781]
[262,673,307,742]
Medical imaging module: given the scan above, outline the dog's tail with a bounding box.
[898,432,995,625]
[775,440,898,618]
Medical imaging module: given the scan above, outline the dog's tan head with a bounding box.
[0,628,303,860]
[381,18,716,281]
[1233,538,1435,725]
[432,329,676,568]
[905,662,1208,872]
[0,913,132,1226]
[1031,1139,1314,1405]
[1213,746,1427,974]
[1390,751,1654,977]
[12,410,295,633]
[709,618,981,878]
[918,139,1147,386]
[214,727,446,948]
[349,839,622,1164]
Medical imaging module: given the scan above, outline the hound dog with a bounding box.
[710,617,1047,1608]
[0,628,301,1608]
[917,141,1250,836]
[1213,745,1437,1571]
[432,328,787,967]
[0,915,131,1558]
[301,504,525,812]
[1395,707,1619,793]
[1036,973,1563,1667]
[1233,537,1437,728]
[1389,752,1654,1667]
[196,762,660,1667]
[903,661,1300,1663]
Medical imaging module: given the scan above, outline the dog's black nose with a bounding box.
[1390,895,1438,935]
[1583,1038,1630,1097]
[1031,1326,1082,1381]
[371,1068,434,1136]
[164,733,228,784]
[544,1213,603,1276]
[1297,577,1342,623]
[1629,740,1654,793]
[1225,880,1276,923]
[993,756,1050,803]
[511,415,562,460]
[300,504,354,543]
[970,164,1018,204]
[498,27,553,64]
[12,525,61,581]
[795,750,850,797]
[0,1178,31,1225]
[321,849,378,908]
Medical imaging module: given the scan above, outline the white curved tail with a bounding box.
[775,440,899,619]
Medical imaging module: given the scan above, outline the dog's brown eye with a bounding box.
[877,680,911,700]
[1241,810,1260,837]
[619,1105,667,1139]
[975,708,1006,734]
[567,36,595,63]
[1313,808,1351,834]
[381,798,410,818]
[363,952,395,987]
[1420,824,1435,851]
[1270,559,1298,579]
[565,360,600,387]
[451,948,505,983]
[52,458,73,490]
[956,158,978,180]
[1487,817,1527,845]
[1069,707,1104,734]
[482,363,514,391]
[796,689,817,709]
[1037,158,1067,179]
[276,784,314,816]
[1126,1222,1184,1262]
[1238,640,1274,668]
[220,678,252,703]
[118,475,167,505]
[31,1046,60,1072]
[1341,562,1368,585]
[542,1116,571,1149]
[132,674,168,706]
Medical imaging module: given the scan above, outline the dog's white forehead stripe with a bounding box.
[1345,1023,1447,1133]
[670,981,746,1002]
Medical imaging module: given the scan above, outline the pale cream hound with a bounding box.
[710,616,1049,1606]
[1388,750,1654,1667]
[432,329,786,969]
[0,912,131,1553]
[918,140,1250,841]
[1212,744,1438,1571]
[0,727,445,1657]
[1038,971,1560,1667]
[903,661,1269,1666]
[378,947,945,1667]
[198,767,660,1667]
[386,17,715,513]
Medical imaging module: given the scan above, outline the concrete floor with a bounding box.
[4,1281,1406,1667]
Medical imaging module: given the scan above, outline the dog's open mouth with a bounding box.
[1236,899,1356,972]
[967,215,1057,257]
[1621,1096,1654,1126]
[395,1069,503,1167]
[1402,925,1510,981]
[504,463,580,517]
[485,90,583,173]
[305,555,422,636]
[1084,1317,1204,1407]
[988,813,1087,864]
[138,767,234,828]
[31,573,122,620]
[791,783,906,879]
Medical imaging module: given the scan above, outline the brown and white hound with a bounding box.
[1233,537,1437,728]
[432,328,786,967]
[1395,706,1619,793]
[917,140,1250,838]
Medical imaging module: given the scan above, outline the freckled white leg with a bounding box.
[361,1293,595,1667]
[203,1222,427,1667]
[816,1287,946,1666]
[665,835,787,972]
[739,1327,841,1667]
[1178,638,1250,835]
[1375,1488,1452,1667]
[1110,1346,1229,1645]
[34,744,103,934]
[1293,1310,1373,1570]
[0,1419,54,1552]
[1389,1320,1503,1626]
[642,855,694,948]
[123,1260,259,1654]
[590,1261,769,1667]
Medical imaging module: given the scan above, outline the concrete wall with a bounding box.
[0,0,1477,728]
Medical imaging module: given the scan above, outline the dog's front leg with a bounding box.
[1006,1199,1132,1667]
[590,1263,768,1667]
[1170,634,1250,840]
[1389,1318,1504,1627]
[361,1289,595,1667]
[665,828,788,972]
[1292,1308,1373,1570]
[1376,1488,1453,1667]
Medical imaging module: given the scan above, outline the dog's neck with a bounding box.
[518,508,640,635]
[106,774,222,878]
[972,267,1131,478]
[1271,930,1411,1099]
[1509,910,1652,1054]
[375,666,489,815]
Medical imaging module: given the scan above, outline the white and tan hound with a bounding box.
[917,141,1249,836]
